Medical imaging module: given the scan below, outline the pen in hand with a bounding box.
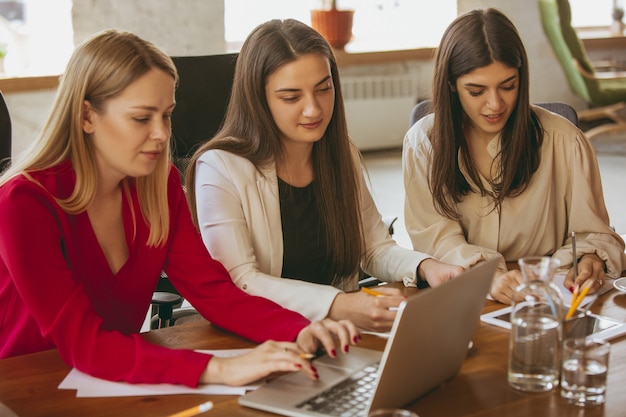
[571,231,578,279]
[166,400,213,417]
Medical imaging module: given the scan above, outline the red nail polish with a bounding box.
[295,363,302,368]
[343,345,349,353]
[311,366,317,373]
[569,286,574,293]
[352,335,359,344]
[331,349,336,357]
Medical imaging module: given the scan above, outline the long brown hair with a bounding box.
[429,8,543,219]
[185,19,363,283]
[0,29,177,246]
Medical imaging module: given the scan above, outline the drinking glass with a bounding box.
[561,338,610,406]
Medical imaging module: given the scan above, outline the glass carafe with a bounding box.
[508,256,564,392]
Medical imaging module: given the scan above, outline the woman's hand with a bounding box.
[199,318,358,386]
[295,317,360,358]
[489,269,524,304]
[200,340,319,386]
[563,253,606,295]
[418,258,465,287]
[328,287,405,332]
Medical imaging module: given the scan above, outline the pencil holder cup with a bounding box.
[508,256,564,392]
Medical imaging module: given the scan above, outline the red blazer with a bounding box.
[0,161,309,387]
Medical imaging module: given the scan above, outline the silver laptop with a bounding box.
[239,257,499,417]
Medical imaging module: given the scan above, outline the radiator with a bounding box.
[341,72,418,150]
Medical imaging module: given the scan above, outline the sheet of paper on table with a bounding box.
[486,274,612,306]
[58,349,261,398]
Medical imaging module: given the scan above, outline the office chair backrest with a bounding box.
[170,53,238,180]
[538,0,626,107]
[0,90,11,172]
[409,99,578,128]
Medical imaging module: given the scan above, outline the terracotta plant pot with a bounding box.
[310,8,354,50]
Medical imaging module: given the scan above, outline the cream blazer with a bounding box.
[403,105,626,278]
[195,149,428,321]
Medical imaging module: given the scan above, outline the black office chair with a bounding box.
[150,54,239,328]
[409,99,579,128]
[0,90,12,172]
[170,53,238,183]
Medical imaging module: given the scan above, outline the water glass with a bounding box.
[368,409,419,417]
[561,338,610,406]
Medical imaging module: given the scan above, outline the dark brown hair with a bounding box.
[429,8,543,219]
[185,19,363,284]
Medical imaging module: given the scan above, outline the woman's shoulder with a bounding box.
[195,148,271,181]
[0,162,73,200]
[532,104,580,136]
[532,105,588,148]
[0,164,74,222]
[197,148,255,167]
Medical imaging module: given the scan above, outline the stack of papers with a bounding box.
[58,349,261,398]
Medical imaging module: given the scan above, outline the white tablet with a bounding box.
[481,306,626,342]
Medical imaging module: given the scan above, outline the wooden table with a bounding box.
[1,288,626,417]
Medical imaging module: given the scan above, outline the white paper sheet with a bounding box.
[486,273,613,306]
[552,274,613,308]
[58,349,262,398]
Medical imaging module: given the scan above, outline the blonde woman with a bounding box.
[0,29,358,387]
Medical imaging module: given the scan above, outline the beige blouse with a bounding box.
[403,106,626,278]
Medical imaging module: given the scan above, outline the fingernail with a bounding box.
[330,349,336,357]
[294,363,302,369]
[569,286,574,293]
[311,366,317,373]
[343,345,349,353]
[352,335,359,344]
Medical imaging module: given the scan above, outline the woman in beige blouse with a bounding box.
[402,8,625,304]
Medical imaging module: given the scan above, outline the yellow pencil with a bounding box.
[565,285,580,319]
[566,280,594,319]
[166,400,214,417]
[299,353,315,359]
[361,287,385,297]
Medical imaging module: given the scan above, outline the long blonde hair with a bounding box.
[0,29,178,246]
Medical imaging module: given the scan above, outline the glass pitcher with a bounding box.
[508,256,564,392]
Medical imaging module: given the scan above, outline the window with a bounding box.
[570,0,616,27]
[225,0,457,51]
[0,0,73,76]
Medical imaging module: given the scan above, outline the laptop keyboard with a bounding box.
[296,362,380,417]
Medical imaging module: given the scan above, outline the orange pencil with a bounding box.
[166,401,213,417]
[361,287,385,297]
[566,279,594,319]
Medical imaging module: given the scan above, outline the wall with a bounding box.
[7,0,225,157]
[5,0,618,156]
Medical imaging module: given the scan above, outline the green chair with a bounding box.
[537,0,626,139]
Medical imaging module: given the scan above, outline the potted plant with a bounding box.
[310,0,355,50]
[612,0,625,35]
